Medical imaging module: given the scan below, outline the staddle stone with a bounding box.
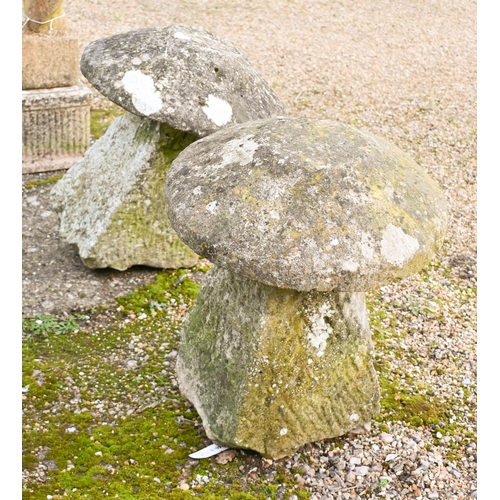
[177,266,379,458]
[80,25,286,137]
[51,112,199,270]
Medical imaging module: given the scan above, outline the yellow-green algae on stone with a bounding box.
[177,266,380,458]
[166,117,448,291]
[51,112,199,270]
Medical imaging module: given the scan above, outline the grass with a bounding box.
[24,174,64,190]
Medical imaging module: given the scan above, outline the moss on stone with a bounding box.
[23,268,307,498]
[177,266,379,458]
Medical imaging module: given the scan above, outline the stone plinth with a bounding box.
[177,266,380,458]
[22,85,93,173]
[22,34,80,90]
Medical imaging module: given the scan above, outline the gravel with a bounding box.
[22,0,476,498]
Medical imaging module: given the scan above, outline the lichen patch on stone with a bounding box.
[122,70,162,116]
[380,223,420,267]
[173,31,190,40]
[201,95,233,126]
[307,302,334,357]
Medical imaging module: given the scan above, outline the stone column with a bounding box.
[22,0,92,173]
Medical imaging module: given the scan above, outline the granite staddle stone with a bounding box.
[166,116,448,458]
[53,24,287,271]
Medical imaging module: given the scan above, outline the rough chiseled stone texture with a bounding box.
[22,85,93,173]
[177,265,380,458]
[166,117,448,291]
[51,112,199,270]
[80,25,286,137]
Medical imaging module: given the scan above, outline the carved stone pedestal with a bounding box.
[22,85,92,173]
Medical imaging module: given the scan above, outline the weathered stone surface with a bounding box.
[177,265,380,458]
[22,34,80,89]
[166,117,448,291]
[51,112,199,270]
[22,85,92,173]
[80,25,286,137]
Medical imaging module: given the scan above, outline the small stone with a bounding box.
[349,457,361,466]
[385,454,397,462]
[126,360,138,369]
[336,458,347,471]
[179,483,189,490]
[354,466,369,476]
[345,471,356,484]
[215,449,237,465]
[380,432,394,443]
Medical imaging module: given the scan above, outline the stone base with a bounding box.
[51,112,200,271]
[22,33,80,90]
[22,85,93,174]
[177,266,380,459]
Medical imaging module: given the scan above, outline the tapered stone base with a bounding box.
[177,266,380,458]
[51,112,199,271]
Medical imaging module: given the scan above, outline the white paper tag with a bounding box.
[189,443,230,459]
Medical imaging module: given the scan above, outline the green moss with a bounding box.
[90,106,125,140]
[23,275,303,499]
[116,267,202,314]
[24,174,63,190]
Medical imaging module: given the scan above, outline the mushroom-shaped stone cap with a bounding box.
[80,25,286,137]
[166,117,448,291]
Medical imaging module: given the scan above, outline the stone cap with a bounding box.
[166,117,448,292]
[80,25,286,137]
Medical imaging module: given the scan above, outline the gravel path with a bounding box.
[22,0,477,498]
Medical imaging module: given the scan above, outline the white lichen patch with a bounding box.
[342,260,360,272]
[359,232,375,260]
[174,31,191,40]
[340,292,371,341]
[193,186,202,195]
[122,70,162,116]
[380,224,419,267]
[202,94,233,126]
[307,303,334,357]
[206,200,218,214]
[211,135,260,170]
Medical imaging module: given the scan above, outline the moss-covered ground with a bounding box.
[22,258,475,498]
[22,265,310,499]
